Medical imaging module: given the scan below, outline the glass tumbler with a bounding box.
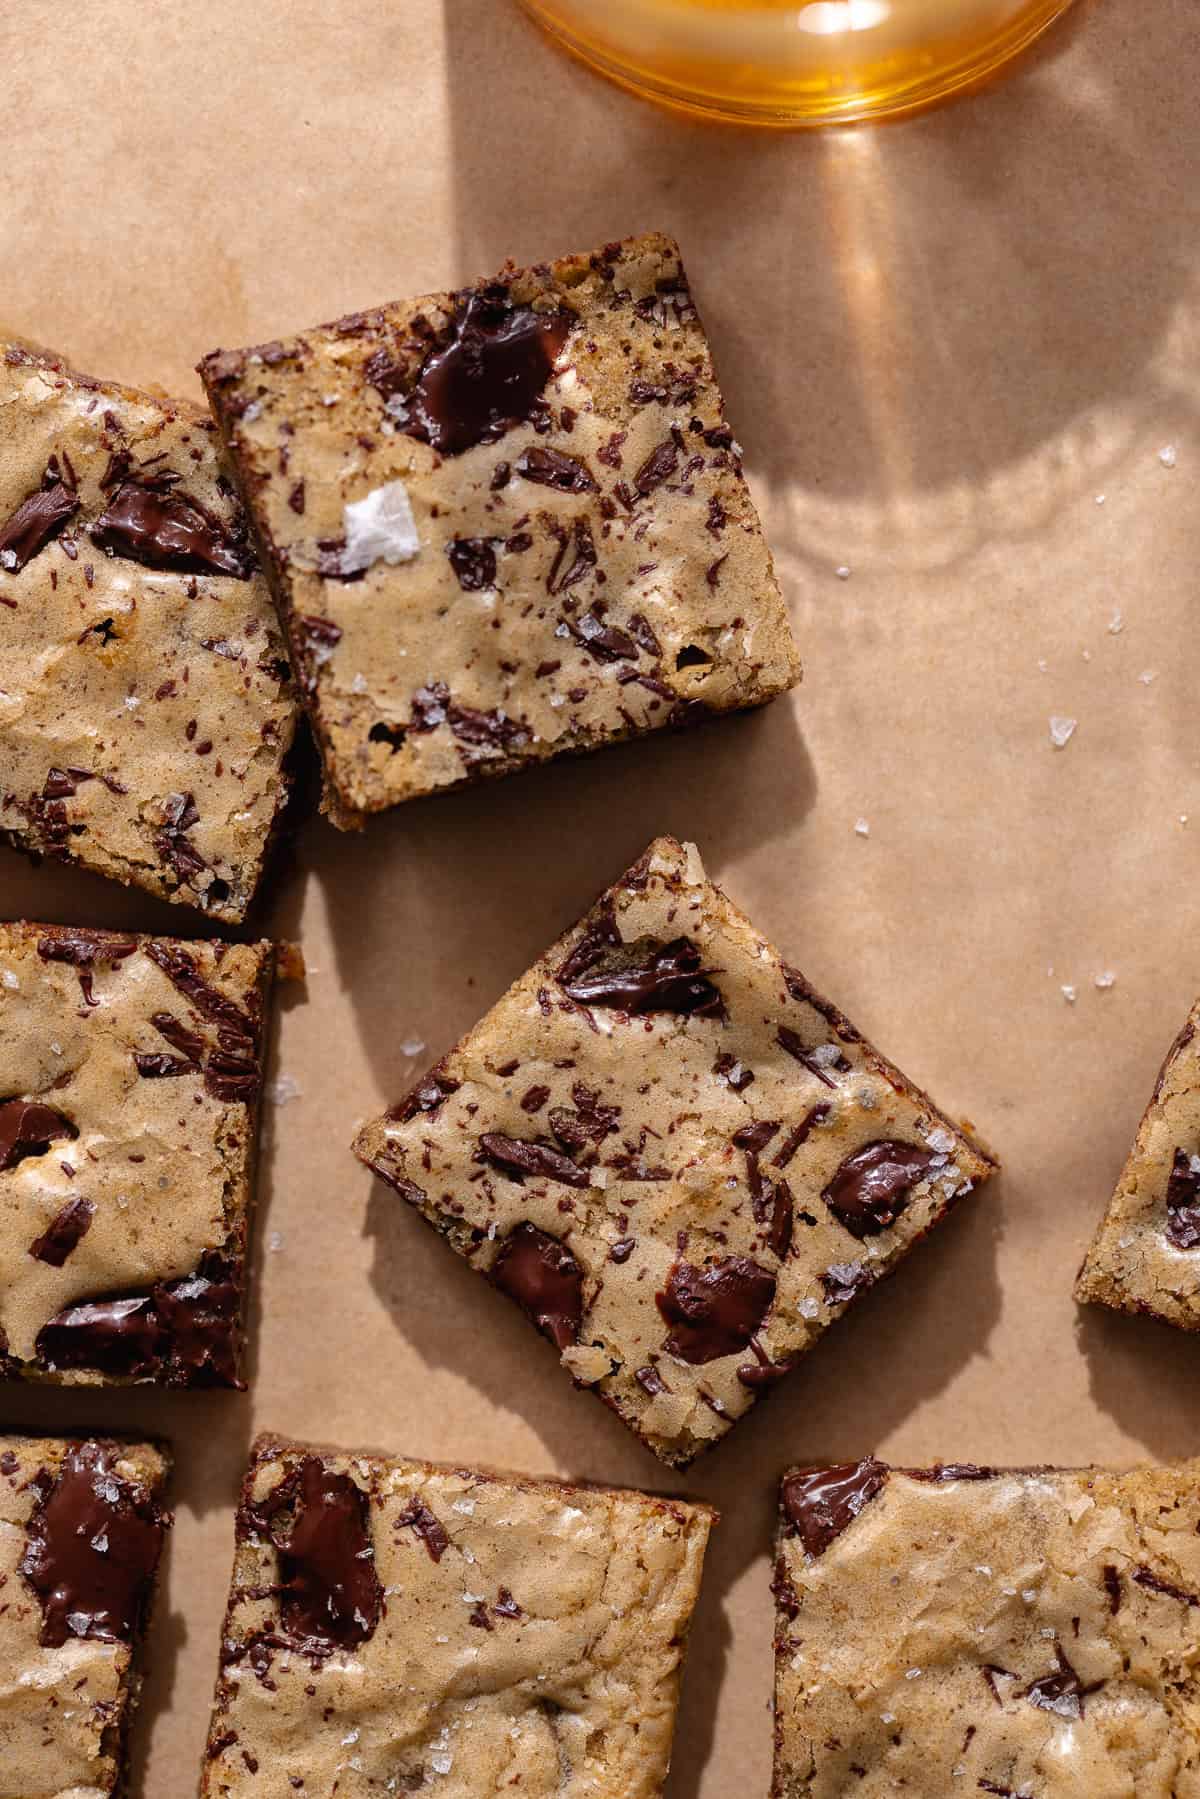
[519,0,1079,126]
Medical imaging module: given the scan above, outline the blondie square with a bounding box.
[354,836,996,1467]
[0,920,275,1387]
[199,232,800,825]
[0,339,297,920]
[0,1432,170,1798]
[772,1457,1200,1797]
[1076,998,1200,1330]
[200,1433,714,1798]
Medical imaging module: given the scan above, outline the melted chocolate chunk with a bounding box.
[822,1141,934,1239]
[479,1132,590,1187]
[92,481,252,578]
[261,1458,382,1655]
[657,1255,776,1363]
[0,468,79,572]
[37,929,136,1006]
[515,445,597,493]
[402,289,572,456]
[20,1441,167,1646]
[781,1459,889,1558]
[561,936,723,1018]
[736,1339,795,1389]
[35,1254,241,1387]
[29,1196,95,1266]
[492,1222,584,1350]
[447,536,497,592]
[395,1497,450,1562]
[1165,1148,1200,1250]
[0,1099,77,1171]
[568,608,637,662]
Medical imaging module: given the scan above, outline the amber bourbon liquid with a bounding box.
[520,0,1077,125]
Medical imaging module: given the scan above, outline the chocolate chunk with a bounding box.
[515,445,597,493]
[152,1261,241,1386]
[657,1255,776,1363]
[822,1141,934,1239]
[626,612,663,658]
[714,1052,755,1091]
[92,482,252,578]
[493,1586,522,1619]
[545,518,597,595]
[732,1120,779,1154]
[556,905,622,985]
[35,1254,241,1387]
[261,1458,382,1655]
[0,467,79,572]
[561,936,723,1018]
[1024,1649,1099,1719]
[479,1132,590,1187]
[548,1084,619,1149]
[910,1462,996,1482]
[520,1084,550,1114]
[820,1262,873,1305]
[29,1196,95,1266]
[491,1222,584,1350]
[20,1441,167,1647]
[388,1070,460,1123]
[568,608,637,662]
[447,537,497,592]
[1165,1148,1200,1250]
[1103,1565,1122,1613]
[36,1296,161,1378]
[152,1011,206,1063]
[781,1459,889,1558]
[447,702,528,752]
[0,1099,77,1171]
[395,1497,450,1562]
[134,1052,197,1078]
[633,440,679,495]
[401,289,572,455]
[635,1363,667,1396]
[736,1338,795,1389]
[767,1182,795,1260]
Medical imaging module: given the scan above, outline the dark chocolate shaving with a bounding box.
[0,466,79,572]
[395,1497,450,1562]
[478,1133,590,1188]
[515,445,597,493]
[1165,1148,1200,1250]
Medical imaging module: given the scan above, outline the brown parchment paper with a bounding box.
[2,0,1200,1792]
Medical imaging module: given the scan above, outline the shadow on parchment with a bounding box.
[1076,1302,1200,1465]
[314,696,815,1102]
[363,1154,1002,1797]
[442,0,1200,576]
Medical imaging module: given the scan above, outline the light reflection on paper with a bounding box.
[795,1,891,35]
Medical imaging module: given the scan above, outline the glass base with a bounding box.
[520,0,1078,126]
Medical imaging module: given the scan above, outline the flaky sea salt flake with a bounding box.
[1049,716,1076,749]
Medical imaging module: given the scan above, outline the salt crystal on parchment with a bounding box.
[1049,716,1076,749]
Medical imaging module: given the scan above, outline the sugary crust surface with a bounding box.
[199,232,800,824]
[0,1432,170,1799]
[200,1432,714,1799]
[0,922,274,1386]
[772,1459,1200,1798]
[354,836,996,1467]
[1075,1001,1200,1329]
[0,340,298,920]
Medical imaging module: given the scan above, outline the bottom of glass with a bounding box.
[520,0,1078,127]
